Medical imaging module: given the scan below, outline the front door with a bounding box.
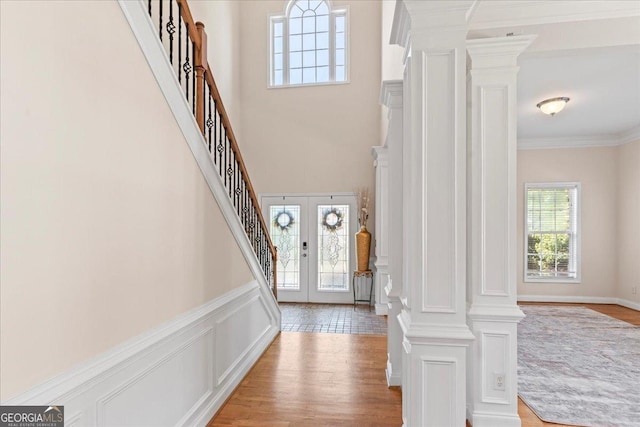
[261,194,356,304]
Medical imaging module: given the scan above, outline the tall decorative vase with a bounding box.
[355,226,371,271]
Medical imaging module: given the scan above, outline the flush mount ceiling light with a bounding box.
[537,97,570,116]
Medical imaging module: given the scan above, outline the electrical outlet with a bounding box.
[494,373,505,391]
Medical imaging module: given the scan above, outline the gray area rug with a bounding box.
[518,306,640,427]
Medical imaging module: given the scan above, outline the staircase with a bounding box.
[130,0,278,297]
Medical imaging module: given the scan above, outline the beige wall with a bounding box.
[0,0,252,399]
[517,146,619,298]
[616,139,640,304]
[237,1,381,227]
[189,0,243,138]
[380,0,405,145]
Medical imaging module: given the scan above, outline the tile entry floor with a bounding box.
[280,303,387,335]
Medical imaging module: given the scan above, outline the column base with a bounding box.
[470,412,522,427]
[386,358,402,387]
[376,303,389,315]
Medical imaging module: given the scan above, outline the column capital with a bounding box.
[391,0,476,48]
[371,145,389,165]
[467,34,537,69]
[380,80,403,110]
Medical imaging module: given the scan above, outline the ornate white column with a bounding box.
[372,146,389,315]
[466,35,536,427]
[380,80,403,386]
[391,1,475,425]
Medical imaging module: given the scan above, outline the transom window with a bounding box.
[270,0,348,87]
[525,183,580,282]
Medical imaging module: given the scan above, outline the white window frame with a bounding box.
[268,0,349,88]
[524,182,581,283]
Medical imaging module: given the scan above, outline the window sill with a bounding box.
[268,80,350,90]
[524,278,581,284]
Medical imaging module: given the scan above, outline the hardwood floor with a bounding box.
[209,304,639,426]
[209,332,402,426]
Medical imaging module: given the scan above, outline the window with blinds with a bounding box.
[525,183,580,282]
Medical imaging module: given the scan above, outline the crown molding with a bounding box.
[380,80,403,109]
[469,1,640,31]
[518,125,640,150]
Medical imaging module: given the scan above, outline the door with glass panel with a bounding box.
[262,195,356,304]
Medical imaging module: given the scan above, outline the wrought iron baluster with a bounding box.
[227,143,233,199]
[178,5,182,83]
[207,90,213,152]
[159,0,163,41]
[184,25,191,102]
[235,161,240,214]
[217,111,223,175]
[167,0,175,63]
[192,41,196,115]
[223,128,228,190]
[148,0,152,17]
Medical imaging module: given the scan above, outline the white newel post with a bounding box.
[380,80,403,387]
[372,146,389,315]
[466,35,536,427]
[391,1,476,425]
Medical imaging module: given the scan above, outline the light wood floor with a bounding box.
[209,303,639,427]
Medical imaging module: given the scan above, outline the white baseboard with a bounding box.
[375,303,389,315]
[2,281,280,427]
[616,298,640,311]
[518,295,640,311]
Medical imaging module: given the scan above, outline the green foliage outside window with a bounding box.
[526,185,576,279]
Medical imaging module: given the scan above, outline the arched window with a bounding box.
[270,0,348,87]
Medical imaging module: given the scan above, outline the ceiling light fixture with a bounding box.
[536,97,570,116]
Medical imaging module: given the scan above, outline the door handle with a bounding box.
[302,241,308,250]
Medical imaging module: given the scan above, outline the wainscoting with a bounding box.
[2,281,280,427]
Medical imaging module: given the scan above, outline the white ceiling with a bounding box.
[467,1,640,147]
[517,46,640,142]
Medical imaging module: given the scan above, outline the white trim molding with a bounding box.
[2,281,280,426]
[518,125,640,150]
[469,1,640,31]
[518,295,640,311]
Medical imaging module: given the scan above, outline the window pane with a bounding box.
[336,65,345,81]
[303,16,316,33]
[309,0,322,10]
[303,33,315,50]
[290,34,302,51]
[274,70,283,86]
[290,5,303,18]
[336,15,345,32]
[270,206,301,289]
[336,48,345,66]
[296,0,309,10]
[303,67,316,83]
[316,2,328,15]
[317,205,350,291]
[274,22,283,37]
[290,51,302,68]
[290,17,302,34]
[336,32,345,49]
[274,53,283,70]
[317,66,329,82]
[274,37,283,54]
[317,31,329,49]
[303,50,316,67]
[290,68,302,84]
[317,49,329,66]
[317,14,329,32]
